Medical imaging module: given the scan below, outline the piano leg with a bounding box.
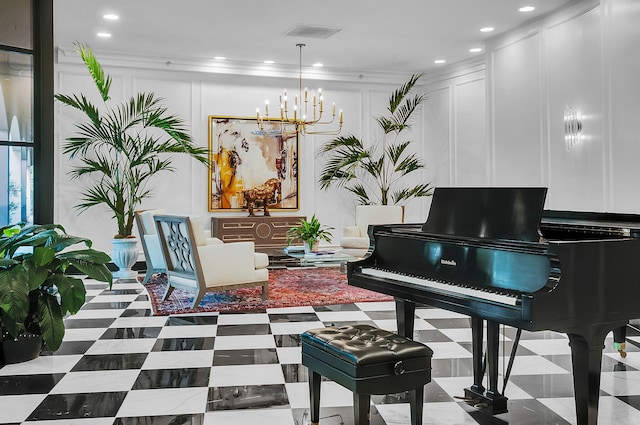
[566,323,625,425]
[464,318,508,415]
[395,299,416,339]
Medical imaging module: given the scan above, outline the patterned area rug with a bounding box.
[143,267,393,315]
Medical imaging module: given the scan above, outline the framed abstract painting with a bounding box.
[208,116,299,213]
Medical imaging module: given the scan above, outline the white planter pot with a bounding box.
[111,238,139,279]
[303,240,319,254]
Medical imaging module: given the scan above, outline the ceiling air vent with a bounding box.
[285,24,342,39]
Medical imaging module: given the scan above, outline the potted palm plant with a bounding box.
[55,43,209,278]
[318,72,433,205]
[286,215,334,253]
[0,223,112,362]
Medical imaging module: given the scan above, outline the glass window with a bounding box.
[0,0,32,50]
[0,50,34,143]
[0,145,33,226]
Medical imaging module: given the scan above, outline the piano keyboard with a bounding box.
[360,267,520,306]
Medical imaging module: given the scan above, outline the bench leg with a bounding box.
[409,386,425,425]
[354,392,371,425]
[308,370,321,424]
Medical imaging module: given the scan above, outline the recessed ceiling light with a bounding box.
[312,63,323,68]
[264,60,275,64]
[103,14,119,20]
[469,48,483,53]
[214,56,226,61]
[480,27,495,32]
[434,59,446,64]
[519,6,535,12]
[97,32,111,38]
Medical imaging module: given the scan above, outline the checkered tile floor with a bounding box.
[2,275,640,425]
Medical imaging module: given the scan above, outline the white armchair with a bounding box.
[154,214,269,309]
[340,205,404,257]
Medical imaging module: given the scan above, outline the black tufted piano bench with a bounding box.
[301,324,433,425]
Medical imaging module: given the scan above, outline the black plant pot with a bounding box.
[1,333,43,365]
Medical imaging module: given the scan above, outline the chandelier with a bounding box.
[255,43,343,137]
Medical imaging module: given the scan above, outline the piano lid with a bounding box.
[422,187,548,242]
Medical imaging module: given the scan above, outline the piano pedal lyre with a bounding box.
[614,341,627,358]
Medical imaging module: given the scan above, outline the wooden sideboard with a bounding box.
[211,216,305,248]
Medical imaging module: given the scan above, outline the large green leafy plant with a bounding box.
[0,223,112,351]
[318,73,433,205]
[55,43,209,238]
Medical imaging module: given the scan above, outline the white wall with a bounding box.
[486,0,640,213]
[54,57,433,253]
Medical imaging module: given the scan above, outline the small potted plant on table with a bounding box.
[286,215,334,254]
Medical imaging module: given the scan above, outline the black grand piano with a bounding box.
[347,187,640,425]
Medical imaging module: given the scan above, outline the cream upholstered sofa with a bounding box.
[153,214,269,309]
[340,205,404,257]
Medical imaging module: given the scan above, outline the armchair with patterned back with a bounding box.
[153,214,270,309]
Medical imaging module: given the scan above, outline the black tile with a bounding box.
[63,318,116,329]
[364,310,397,320]
[28,391,128,420]
[213,349,278,366]
[458,341,536,356]
[282,363,309,383]
[207,384,288,411]
[313,304,360,312]
[371,380,452,404]
[322,320,377,329]
[114,414,205,425]
[133,367,211,389]
[274,334,302,347]
[268,312,319,323]
[0,374,64,395]
[101,289,141,295]
[216,324,271,336]
[510,373,592,398]
[425,318,472,329]
[135,294,149,301]
[71,353,148,371]
[81,302,131,310]
[100,327,162,339]
[152,337,215,351]
[616,395,640,411]
[120,309,154,317]
[43,340,95,356]
[461,398,572,425]
[167,316,218,326]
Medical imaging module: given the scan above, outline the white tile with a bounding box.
[285,382,310,409]
[62,327,107,341]
[314,310,371,322]
[85,338,156,355]
[355,301,396,311]
[50,369,139,394]
[541,395,640,425]
[276,347,301,364]
[142,350,214,369]
[203,408,295,425]
[117,387,209,417]
[439,328,475,343]
[71,308,126,319]
[214,334,276,350]
[110,315,169,328]
[372,319,398,331]
[427,342,473,359]
[266,305,316,314]
[0,394,47,423]
[518,338,571,355]
[0,355,83,375]
[28,419,116,425]
[217,313,269,325]
[93,294,140,303]
[284,381,353,408]
[432,376,477,400]
[209,364,284,386]
[157,324,217,338]
[600,371,640,396]
[126,300,153,309]
[111,282,145,290]
[415,308,469,319]
[501,355,570,376]
[377,401,479,425]
[270,321,324,336]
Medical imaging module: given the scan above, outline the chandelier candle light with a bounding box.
[255,44,343,137]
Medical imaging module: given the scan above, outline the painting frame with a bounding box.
[208,115,299,213]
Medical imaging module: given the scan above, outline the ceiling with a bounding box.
[54,0,577,78]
